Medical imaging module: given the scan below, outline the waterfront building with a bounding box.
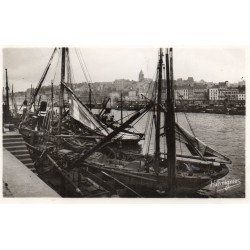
[208,80,245,105]
[209,87,219,101]
[219,87,239,101]
[192,85,208,102]
[175,86,189,100]
[188,86,194,100]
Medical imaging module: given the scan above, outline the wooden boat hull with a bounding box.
[84,163,229,196]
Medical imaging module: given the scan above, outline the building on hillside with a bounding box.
[175,86,189,101]
[206,82,215,88]
[219,87,239,102]
[174,83,208,104]
[128,90,137,97]
[209,81,245,105]
[113,79,133,91]
[191,85,208,102]
[187,77,194,85]
[175,78,183,84]
[139,70,144,82]
[188,87,194,100]
[218,81,228,90]
[124,90,138,101]
[137,78,152,92]
[209,86,219,102]
[238,92,245,101]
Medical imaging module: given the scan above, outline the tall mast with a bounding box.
[20,48,57,127]
[66,48,70,83]
[66,48,73,89]
[58,47,66,135]
[120,92,123,124]
[30,84,33,104]
[155,48,163,174]
[51,80,54,123]
[12,84,14,110]
[165,48,176,196]
[5,69,10,111]
[88,82,92,111]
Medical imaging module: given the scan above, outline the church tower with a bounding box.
[139,70,144,82]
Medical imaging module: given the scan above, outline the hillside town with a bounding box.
[10,70,245,113]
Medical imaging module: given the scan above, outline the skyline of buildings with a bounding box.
[4,69,246,107]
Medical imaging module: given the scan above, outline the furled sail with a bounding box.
[175,123,232,163]
[63,82,141,142]
[63,82,109,136]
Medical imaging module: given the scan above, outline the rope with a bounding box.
[176,90,196,137]
[142,111,151,150]
[175,111,182,168]
[74,49,98,107]
[78,49,93,83]
[183,111,196,137]
[174,85,184,167]
[52,49,61,83]
[142,80,157,156]
[75,48,90,83]
[146,111,154,156]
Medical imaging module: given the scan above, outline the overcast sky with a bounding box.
[2,48,246,92]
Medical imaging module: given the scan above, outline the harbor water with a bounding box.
[105,110,245,198]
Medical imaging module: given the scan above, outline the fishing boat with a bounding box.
[18,47,231,197]
[17,48,146,197]
[67,48,231,197]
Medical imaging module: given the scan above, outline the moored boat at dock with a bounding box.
[17,47,231,197]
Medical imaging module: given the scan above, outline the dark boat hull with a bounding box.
[83,163,229,196]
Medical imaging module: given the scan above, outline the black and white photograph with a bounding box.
[2,47,246,198]
[1,1,250,250]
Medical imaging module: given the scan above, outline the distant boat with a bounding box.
[229,106,245,115]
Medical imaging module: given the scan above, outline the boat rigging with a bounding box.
[17,47,231,197]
